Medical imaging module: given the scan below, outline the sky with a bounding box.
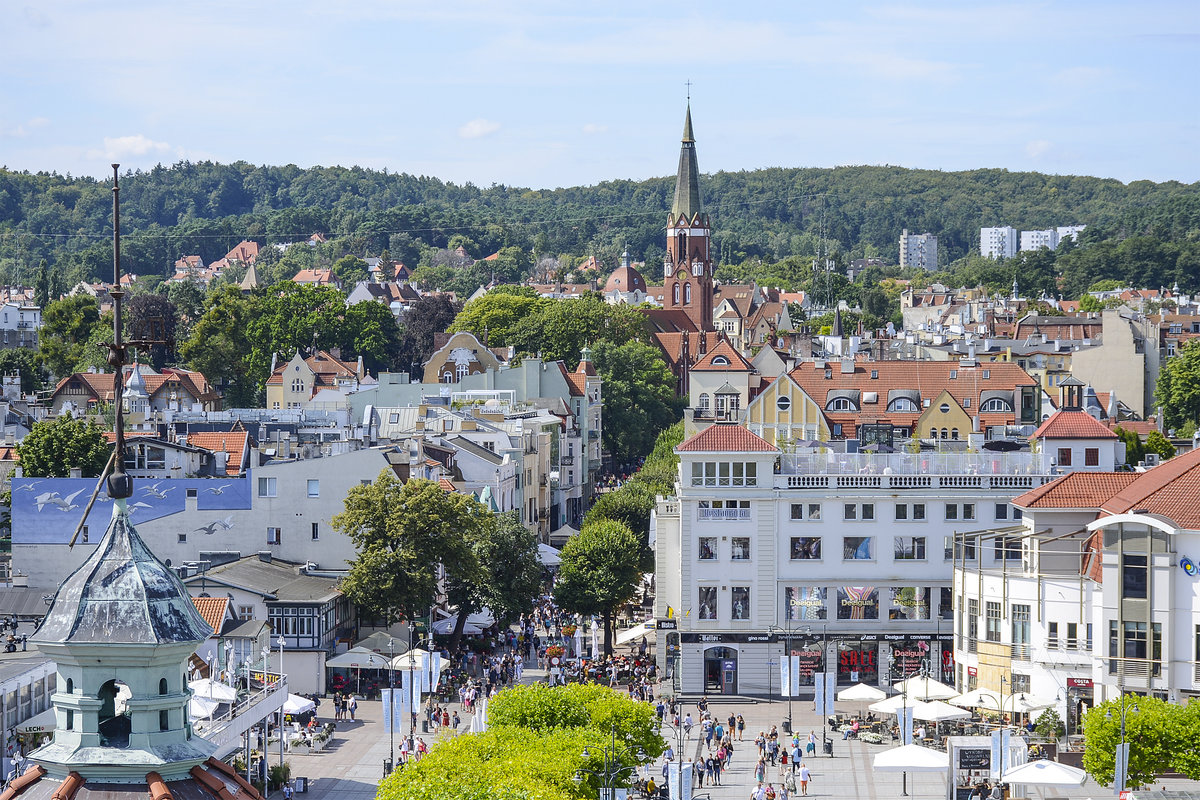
[2,1,1199,189]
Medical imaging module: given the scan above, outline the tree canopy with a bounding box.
[1153,339,1200,432]
[553,520,643,655]
[17,416,110,478]
[1082,694,1200,788]
[333,472,484,623]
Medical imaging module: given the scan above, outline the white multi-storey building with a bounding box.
[653,421,1054,698]
[1020,229,1059,252]
[899,229,938,270]
[981,226,1018,260]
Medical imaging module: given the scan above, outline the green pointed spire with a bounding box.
[671,105,702,221]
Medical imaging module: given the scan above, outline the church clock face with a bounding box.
[676,269,688,281]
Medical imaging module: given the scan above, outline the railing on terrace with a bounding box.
[775,451,1053,490]
[193,672,287,756]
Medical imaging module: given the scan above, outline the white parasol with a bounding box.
[1000,759,1087,786]
[838,683,887,702]
[872,743,950,772]
[893,675,959,701]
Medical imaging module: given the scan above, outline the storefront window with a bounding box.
[837,640,879,685]
[837,587,879,620]
[698,587,717,620]
[889,586,930,620]
[890,640,932,678]
[731,587,750,619]
[785,587,827,621]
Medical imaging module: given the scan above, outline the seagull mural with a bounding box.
[194,516,236,535]
[14,481,42,493]
[34,489,87,512]
[204,483,234,495]
[128,501,153,515]
[140,482,175,499]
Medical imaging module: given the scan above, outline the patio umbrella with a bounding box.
[893,676,959,701]
[1000,760,1086,786]
[1002,694,1055,714]
[188,678,238,703]
[189,695,222,721]
[282,694,316,715]
[949,689,1002,710]
[912,701,972,722]
[326,647,393,669]
[431,618,483,635]
[869,694,917,715]
[838,683,887,702]
[872,744,950,772]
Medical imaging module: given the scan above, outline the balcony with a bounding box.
[697,508,751,521]
[777,451,1052,483]
[1010,643,1030,661]
[193,672,287,758]
[589,430,599,440]
[559,456,575,466]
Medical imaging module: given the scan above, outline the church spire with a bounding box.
[671,104,702,222]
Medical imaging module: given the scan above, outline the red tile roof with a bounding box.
[1030,410,1118,440]
[1109,420,1159,437]
[1101,446,1200,527]
[186,431,249,475]
[691,340,754,372]
[1013,472,1138,509]
[676,423,778,453]
[191,596,228,633]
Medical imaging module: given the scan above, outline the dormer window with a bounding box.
[980,397,1012,412]
[887,397,919,412]
[711,355,730,366]
[826,397,858,412]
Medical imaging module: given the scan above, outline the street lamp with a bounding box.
[890,653,932,797]
[661,718,691,800]
[386,638,396,775]
[276,635,285,774]
[575,724,646,800]
[1106,694,1139,793]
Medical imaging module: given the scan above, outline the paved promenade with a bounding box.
[282,682,1200,800]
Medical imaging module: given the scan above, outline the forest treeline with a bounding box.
[1,160,1199,297]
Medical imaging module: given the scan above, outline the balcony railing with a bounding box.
[698,508,751,521]
[1194,663,1200,685]
[1011,643,1030,661]
[559,456,575,466]
[779,473,1051,491]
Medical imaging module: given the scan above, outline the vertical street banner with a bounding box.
[989,729,1011,780]
[430,652,443,689]
[896,706,914,745]
[813,672,835,715]
[380,688,405,732]
[780,656,794,698]
[418,653,431,692]
[667,761,694,800]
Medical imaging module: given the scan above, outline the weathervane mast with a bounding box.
[107,164,133,500]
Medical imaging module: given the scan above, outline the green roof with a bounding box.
[671,105,703,221]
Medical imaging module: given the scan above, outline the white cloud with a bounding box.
[458,118,501,139]
[582,123,607,135]
[0,117,48,137]
[1026,140,1052,158]
[87,134,171,160]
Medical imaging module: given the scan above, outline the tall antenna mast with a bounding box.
[107,164,133,500]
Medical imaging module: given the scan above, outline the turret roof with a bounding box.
[671,105,703,221]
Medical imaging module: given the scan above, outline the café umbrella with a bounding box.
[949,688,1003,709]
[872,743,950,772]
[912,700,972,722]
[893,676,959,701]
[1000,759,1087,786]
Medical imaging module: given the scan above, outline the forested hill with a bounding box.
[1,160,1198,287]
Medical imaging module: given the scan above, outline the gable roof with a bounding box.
[676,422,778,453]
[224,240,259,264]
[1013,472,1138,510]
[691,340,754,372]
[1100,446,1200,527]
[186,431,250,475]
[191,596,230,633]
[1031,410,1118,440]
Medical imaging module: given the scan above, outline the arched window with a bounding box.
[684,283,692,304]
[441,371,454,384]
[159,678,168,695]
[456,361,469,380]
[825,397,858,412]
[66,678,73,694]
[887,397,919,412]
[673,284,680,304]
[291,378,304,393]
[711,355,730,366]
[980,398,1013,413]
[930,427,939,439]
[698,393,710,413]
[951,428,960,440]
[941,428,949,440]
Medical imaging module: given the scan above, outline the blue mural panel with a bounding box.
[12,476,252,544]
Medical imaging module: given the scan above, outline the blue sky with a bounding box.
[2,1,1198,188]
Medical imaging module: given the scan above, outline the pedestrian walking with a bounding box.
[798,763,812,796]
[347,694,357,721]
[737,714,746,741]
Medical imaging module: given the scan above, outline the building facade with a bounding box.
[981,226,1018,260]
[899,229,938,270]
[654,421,1054,698]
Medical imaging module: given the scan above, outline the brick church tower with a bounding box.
[663,105,715,332]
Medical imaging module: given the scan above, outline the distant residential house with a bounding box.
[50,365,222,416]
[189,596,269,685]
[224,240,259,265]
[266,351,365,410]
[423,332,506,384]
[291,268,341,289]
[346,281,421,316]
[0,301,41,350]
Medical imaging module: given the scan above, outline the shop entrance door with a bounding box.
[703,647,738,694]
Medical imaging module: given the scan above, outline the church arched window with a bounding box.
[673,284,680,304]
[684,283,692,304]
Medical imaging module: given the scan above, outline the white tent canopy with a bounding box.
[869,694,915,715]
[872,744,950,772]
[538,542,561,566]
[615,622,653,647]
[1002,694,1055,714]
[912,700,973,722]
[893,676,959,701]
[282,694,316,715]
[432,618,483,635]
[949,688,1002,709]
[189,678,238,703]
[189,696,222,721]
[326,647,394,669]
[14,707,55,734]
[838,683,887,702]
[1000,760,1087,786]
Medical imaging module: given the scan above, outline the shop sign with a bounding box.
[1067,678,1093,689]
[967,666,977,677]
[655,619,677,630]
[680,632,775,644]
[959,748,991,770]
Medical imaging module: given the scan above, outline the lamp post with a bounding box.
[662,719,690,800]
[386,638,396,775]
[276,635,285,774]
[575,724,646,800]
[1106,693,1138,794]
[890,653,931,797]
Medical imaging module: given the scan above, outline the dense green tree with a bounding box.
[341,300,401,375]
[17,416,110,477]
[1154,340,1200,430]
[554,520,643,655]
[1112,426,1145,467]
[180,286,262,407]
[1082,695,1187,789]
[331,254,369,287]
[511,294,650,367]
[1144,430,1176,460]
[0,348,50,394]
[591,339,683,463]
[394,293,460,375]
[583,482,656,571]
[38,295,102,379]
[448,286,546,347]
[333,473,483,624]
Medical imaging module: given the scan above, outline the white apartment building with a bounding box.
[1020,229,1059,252]
[899,229,938,270]
[981,227,1018,260]
[653,421,1054,698]
[954,444,1200,741]
[0,302,40,350]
